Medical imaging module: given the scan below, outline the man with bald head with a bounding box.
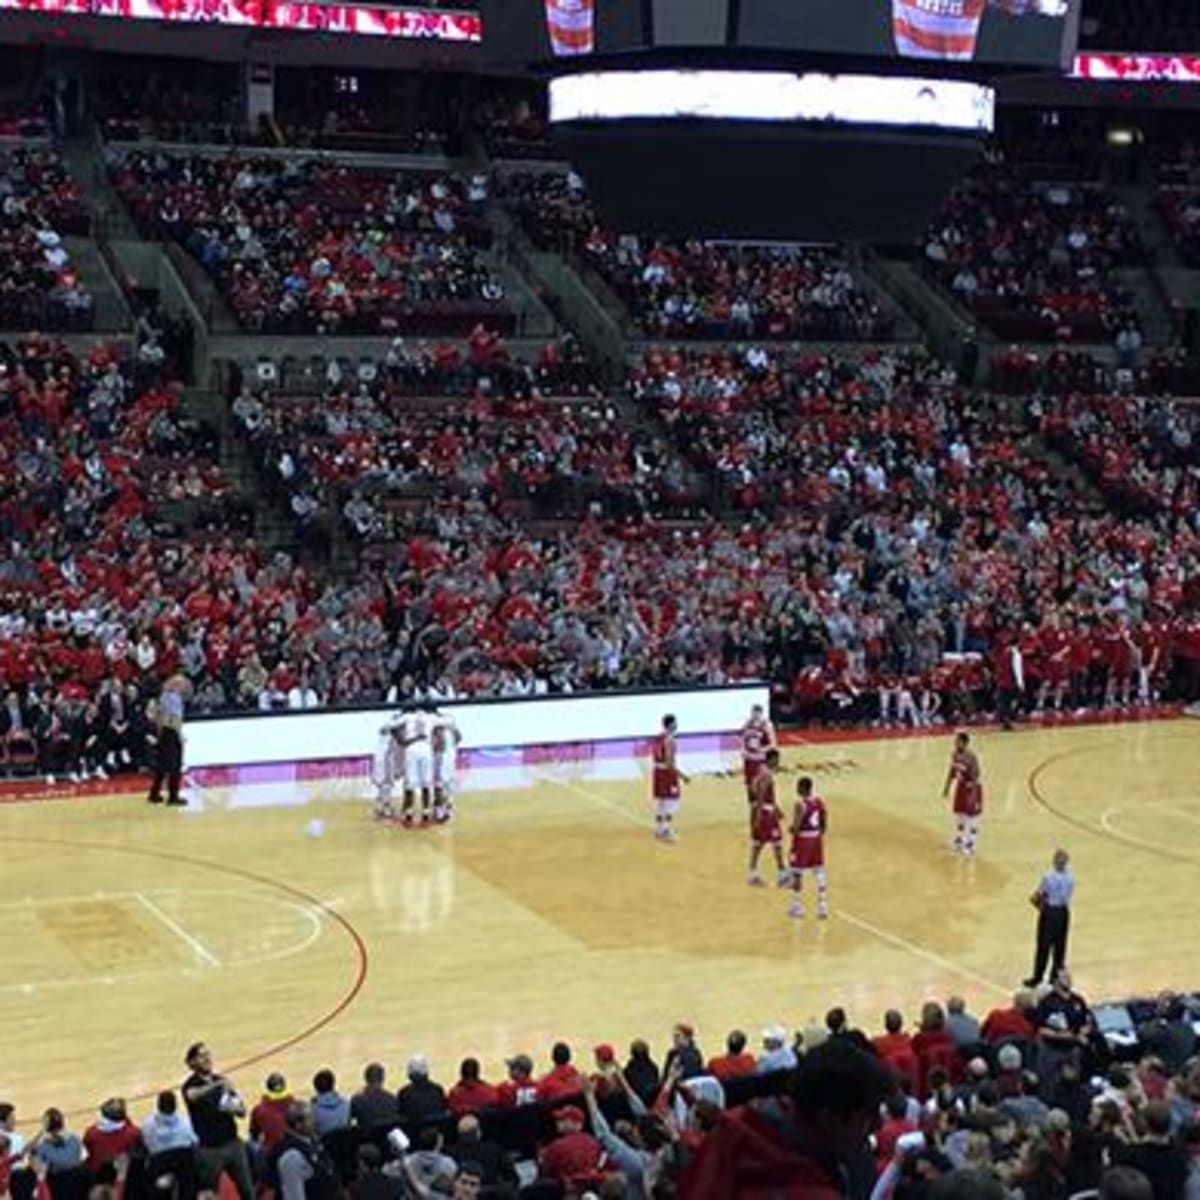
[446,1114,508,1188]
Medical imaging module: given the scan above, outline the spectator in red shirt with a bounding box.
[912,1002,961,1098]
[447,1059,499,1117]
[982,990,1038,1045]
[589,1045,621,1099]
[873,1009,920,1092]
[707,1032,757,1084]
[536,1106,605,1190]
[82,1099,142,1175]
[249,1073,292,1154]
[495,1055,537,1108]
[873,1010,914,1061]
[875,1091,919,1173]
[536,1043,582,1104]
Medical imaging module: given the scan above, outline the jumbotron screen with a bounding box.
[538,0,1081,69]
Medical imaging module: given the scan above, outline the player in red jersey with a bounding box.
[651,713,688,843]
[747,749,788,888]
[787,776,828,920]
[1036,612,1071,715]
[943,730,983,856]
[740,703,776,802]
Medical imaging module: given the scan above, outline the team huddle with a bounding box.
[651,707,987,918]
[372,705,461,825]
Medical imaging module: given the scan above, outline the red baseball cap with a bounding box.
[593,1044,615,1064]
[555,1106,585,1125]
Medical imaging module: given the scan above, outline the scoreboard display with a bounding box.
[530,0,1081,70]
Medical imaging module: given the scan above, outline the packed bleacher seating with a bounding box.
[924,152,1144,343]
[0,145,93,331]
[1,984,1197,1198]
[0,333,246,780]
[107,151,509,335]
[228,332,700,539]
[496,170,894,341]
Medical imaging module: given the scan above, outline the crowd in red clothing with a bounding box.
[108,152,507,335]
[495,170,892,341]
[0,146,93,331]
[925,151,1143,343]
[1033,390,1200,519]
[4,984,1197,1199]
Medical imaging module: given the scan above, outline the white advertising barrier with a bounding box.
[185,683,770,770]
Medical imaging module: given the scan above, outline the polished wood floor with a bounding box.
[2,717,1197,1124]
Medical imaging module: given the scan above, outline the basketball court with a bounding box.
[2,716,1196,1125]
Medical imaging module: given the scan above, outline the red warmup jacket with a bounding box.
[679,1104,843,1200]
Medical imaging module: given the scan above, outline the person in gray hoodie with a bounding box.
[310,1071,350,1137]
[141,1091,199,1157]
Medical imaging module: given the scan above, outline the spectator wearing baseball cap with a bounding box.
[536,1105,605,1190]
[396,1057,448,1134]
[250,1073,293,1155]
[496,1055,537,1108]
[536,1042,583,1104]
[589,1044,621,1099]
[706,1031,757,1084]
[447,1060,499,1118]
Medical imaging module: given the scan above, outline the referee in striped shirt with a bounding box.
[1025,848,1074,987]
[148,675,190,807]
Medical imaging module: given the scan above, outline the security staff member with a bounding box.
[148,674,190,806]
[1026,848,1074,987]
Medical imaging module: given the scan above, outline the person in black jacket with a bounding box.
[623,1040,661,1107]
[663,1024,704,1081]
[396,1058,448,1134]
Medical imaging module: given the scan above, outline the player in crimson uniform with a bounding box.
[788,776,828,920]
[892,0,1067,62]
[740,703,776,802]
[942,731,983,856]
[651,713,688,843]
[1036,612,1071,715]
[1103,616,1137,709]
[747,749,788,888]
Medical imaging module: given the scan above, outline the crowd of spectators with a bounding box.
[925,152,1144,343]
[495,170,893,341]
[107,152,508,335]
[2,979,1198,1198]
[227,331,698,541]
[4,332,1199,775]
[1033,390,1200,520]
[0,334,245,778]
[0,146,93,331]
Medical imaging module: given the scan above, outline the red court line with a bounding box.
[0,831,369,1124]
[1026,732,1200,869]
[779,705,1182,747]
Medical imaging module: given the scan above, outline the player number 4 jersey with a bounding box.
[893,0,1067,61]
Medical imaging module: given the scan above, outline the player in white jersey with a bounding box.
[372,717,404,818]
[430,707,461,824]
[398,706,434,825]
